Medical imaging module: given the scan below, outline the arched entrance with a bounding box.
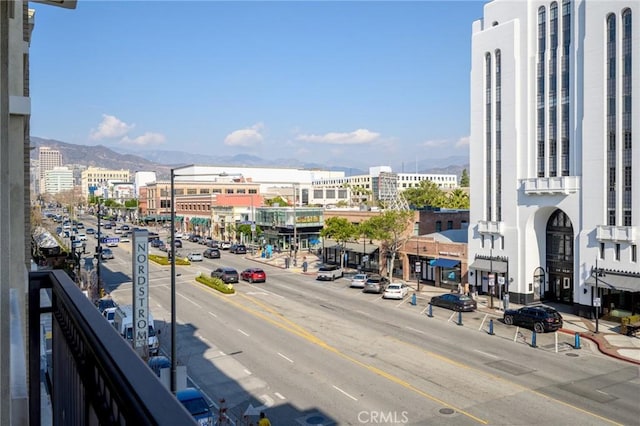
[545,210,574,304]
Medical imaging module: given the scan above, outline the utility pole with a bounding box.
[96,197,102,299]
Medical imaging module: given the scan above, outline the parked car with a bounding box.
[503,306,563,333]
[430,293,477,312]
[102,307,117,326]
[100,248,114,260]
[383,282,409,299]
[147,355,171,378]
[96,297,116,313]
[220,241,232,250]
[200,237,213,246]
[230,244,247,254]
[206,240,219,248]
[86,228,96,234]
[187,252,203,262]
[363,275,389,294]
[158,244,168,252]
[211,267,239,284]
[316,265,343,281]
[176,388,214,426]
[172,239,183,248]
[203,248,221,259]
[188,234,202,243]
[350,273,368,288]
[241,268,266,283]
[150,238,164,248]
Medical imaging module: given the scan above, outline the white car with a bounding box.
[350,273,368,288]
[382,282,409,300]
[77,233,87,241]
[187,252,203,262]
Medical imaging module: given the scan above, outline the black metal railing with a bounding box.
[28,270,196,426]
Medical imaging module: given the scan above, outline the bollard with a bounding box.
[411,293,417,306]
[489,319,494,335]
[531,330,537,348]
[574,332,581,349]
[457,311,463,326]
[427,303,433,318]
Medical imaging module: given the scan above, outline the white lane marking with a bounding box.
[406,326,425,334]
[219,351,226,356]
[333,385,358,401]
[244,369,252,375]
[238,329,250,337]
[277,352,294,363]
[474,349,499,359]
[178,292,201,308]
[274,392,285,400]
[596,390,609,395]
[208,311,218,318]
[260,394,275,407]
[395,298,408,307]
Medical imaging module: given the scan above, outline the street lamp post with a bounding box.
[416,236,421,292]
[592,259,605,334]
[489,248,494,309]
[292,184,297,262]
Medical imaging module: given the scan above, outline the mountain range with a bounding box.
[30,136,469,180]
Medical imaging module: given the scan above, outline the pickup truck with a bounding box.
[316,264,343,281]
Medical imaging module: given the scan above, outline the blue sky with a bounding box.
[29,1,488,169]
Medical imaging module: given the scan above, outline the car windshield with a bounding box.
[387,285,400,290]
[353,274,367,280]
[181,397,210,416]
[458,295,472,301]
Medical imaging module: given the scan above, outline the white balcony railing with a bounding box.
[477,220,505,235]
[596,225,637,243]
[522,176,580,195]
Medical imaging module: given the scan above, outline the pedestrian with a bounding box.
[258,412,271,426]
[457,282,463,294]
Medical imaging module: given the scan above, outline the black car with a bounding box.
[150,239,164,248]
[503,306,563,333]
[211,267,239,284]
[203,248,221,259]
[188,234,202,243]
[430,293,477,312]
[230,244,247,254]
[96,297,116,313]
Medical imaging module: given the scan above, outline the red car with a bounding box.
[241,268,266,283]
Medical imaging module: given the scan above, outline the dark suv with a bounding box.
[230,244,247,254]
[503,306,563,333]
[211,267,239,284]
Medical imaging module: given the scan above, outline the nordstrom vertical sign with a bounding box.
[132,230,149,353]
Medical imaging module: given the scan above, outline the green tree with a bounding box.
[445,189,470,209]
[124,198,139,208]
[265,196,288,207]
[460,168,470,187]
[237,223,262,242]
[320,217,359,269]
[402,180,447,209]
[365,210,414,280]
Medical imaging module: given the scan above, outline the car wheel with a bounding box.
[534,322,545,333]
[249,277,253,284]
[504,315,514,326]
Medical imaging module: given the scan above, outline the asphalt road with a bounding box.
[83,217,640,426]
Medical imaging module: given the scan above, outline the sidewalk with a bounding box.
[248,252,640,365]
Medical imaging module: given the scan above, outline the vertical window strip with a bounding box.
[561,0,571,175]
[537,7,547,177]
[622,9,632,226]
[549,3,558,177]
[485,52,492,221]
[606,14,616,226]
[495,50,502,222]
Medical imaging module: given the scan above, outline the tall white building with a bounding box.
[468,0,639,318]
[37,146,62,194]
[44,166,74,194]
[80,167,130,198]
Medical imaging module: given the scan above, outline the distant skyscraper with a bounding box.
[38,147,62,194]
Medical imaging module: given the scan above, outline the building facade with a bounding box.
[43,166,73,194]
[469,0,639,317]
[80,167,130,198]
[37,146,62,194]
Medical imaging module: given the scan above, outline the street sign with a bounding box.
[594,297,601,307]
[488,273,495,287]
[415,261,421,273]
[102,237,120,244]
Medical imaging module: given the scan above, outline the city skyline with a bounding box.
[29,1,487,169]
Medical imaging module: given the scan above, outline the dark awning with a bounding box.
[429,259,460,268]
[469,258,508,273]
[584,274,640,292]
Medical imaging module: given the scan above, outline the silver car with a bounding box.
[350,273,368,288]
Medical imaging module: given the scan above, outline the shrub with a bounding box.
[195,273,235,294]
[148,254,190,266]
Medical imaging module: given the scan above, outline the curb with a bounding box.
[571,331,640,365]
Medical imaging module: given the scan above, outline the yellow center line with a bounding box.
[201,288,489,424]
[388,337,624,426]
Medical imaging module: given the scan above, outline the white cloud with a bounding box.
[224,123,264,147]
[295,128,380,145]
[456,136,470,148]
[89,114,135,140]
[120,132,166,146]
[421,138,449,148]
